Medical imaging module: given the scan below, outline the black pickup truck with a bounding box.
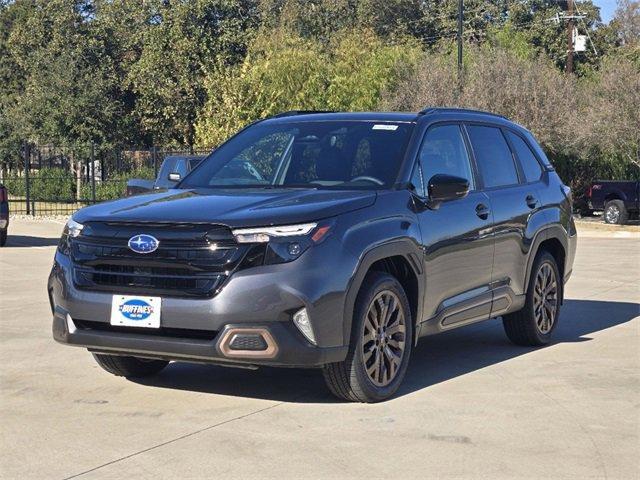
[587,180,639,224]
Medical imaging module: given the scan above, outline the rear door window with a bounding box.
[467,125,519,188]
[505,131,543,183]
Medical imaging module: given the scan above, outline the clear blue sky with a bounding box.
[593,0,618,22]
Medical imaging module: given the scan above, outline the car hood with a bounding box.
[73,188,376,228]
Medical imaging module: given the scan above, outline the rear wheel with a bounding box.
[604,200,628,225]
[92,353,168,378]
[323,271,413,402]
[503,251,561,346]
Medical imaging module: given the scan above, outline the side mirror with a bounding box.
[168,172,181,182]
[427,174,470,207]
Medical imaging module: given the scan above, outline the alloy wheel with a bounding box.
[361,290,406,387]
[605,205,620,224]
[533,262,558,334]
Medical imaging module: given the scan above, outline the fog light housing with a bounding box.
[293,308,316,345]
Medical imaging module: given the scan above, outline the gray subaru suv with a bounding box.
[50,109,577,402]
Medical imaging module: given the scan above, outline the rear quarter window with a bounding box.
[523,131,553,169]
[505,131,543,183]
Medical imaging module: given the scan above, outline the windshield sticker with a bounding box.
[372,124,399,131]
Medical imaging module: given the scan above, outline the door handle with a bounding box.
[475,203,490,220]
[526,195,538,209]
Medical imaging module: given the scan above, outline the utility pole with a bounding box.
[457,0,463,78]
[566,0,574,74]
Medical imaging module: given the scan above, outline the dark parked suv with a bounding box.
[50,109,577,402]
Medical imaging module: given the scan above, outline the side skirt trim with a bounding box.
[418,285,525,337]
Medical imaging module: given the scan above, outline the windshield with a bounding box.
[180,120,414,190]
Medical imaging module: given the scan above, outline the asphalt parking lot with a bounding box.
[1,218,638,480]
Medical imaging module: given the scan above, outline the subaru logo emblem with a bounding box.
[128,234,159,254]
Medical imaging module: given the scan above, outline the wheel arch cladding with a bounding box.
[342,241,424,346]
[532,237,566,304]
[369,256,420,336]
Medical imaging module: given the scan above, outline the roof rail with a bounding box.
[269,110,336,119]
[418,107,508,120]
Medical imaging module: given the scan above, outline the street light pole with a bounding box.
[457,0,463,77]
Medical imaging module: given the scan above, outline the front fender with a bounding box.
[342,240,424,346]
[338,191,424,346]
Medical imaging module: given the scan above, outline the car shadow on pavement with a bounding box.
[132,299,639,403]
[3,235,60,247]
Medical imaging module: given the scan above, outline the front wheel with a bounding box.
[323,271,413,402]
[92,353,168,378]
[503,251,561,346]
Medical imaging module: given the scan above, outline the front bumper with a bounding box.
[49,237,356,367]
[51,307,346,367]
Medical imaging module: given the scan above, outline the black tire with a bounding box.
[0,229,6,247]
[92,353,168,378]
[503,251,561,346]
[322,271,413,403]
[604,200,628,225]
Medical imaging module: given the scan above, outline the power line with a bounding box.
[407,11,568,46]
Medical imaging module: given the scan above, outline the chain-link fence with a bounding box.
[0,143,212,216]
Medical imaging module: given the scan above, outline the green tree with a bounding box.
[195,30,329,145]
[326,30,422,110]
[487,21,537,59]
[0,1,34,171]
[613,0,640,46]
[128,0,260,147]
[258,0,358,43]
[194,28,422,146]
[4,0,130,146]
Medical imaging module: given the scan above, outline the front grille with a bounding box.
[70,222,247,298]
[75,265,223,295]
[74,319,219,341]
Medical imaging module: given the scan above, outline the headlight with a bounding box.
[232,223,318,243]
[233,221,334,266]
[58,218,84,254]
[66,219,84,237]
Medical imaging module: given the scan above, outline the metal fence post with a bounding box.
[24,143,31,216]
[91,143,96,203]
[152,146,158,177]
